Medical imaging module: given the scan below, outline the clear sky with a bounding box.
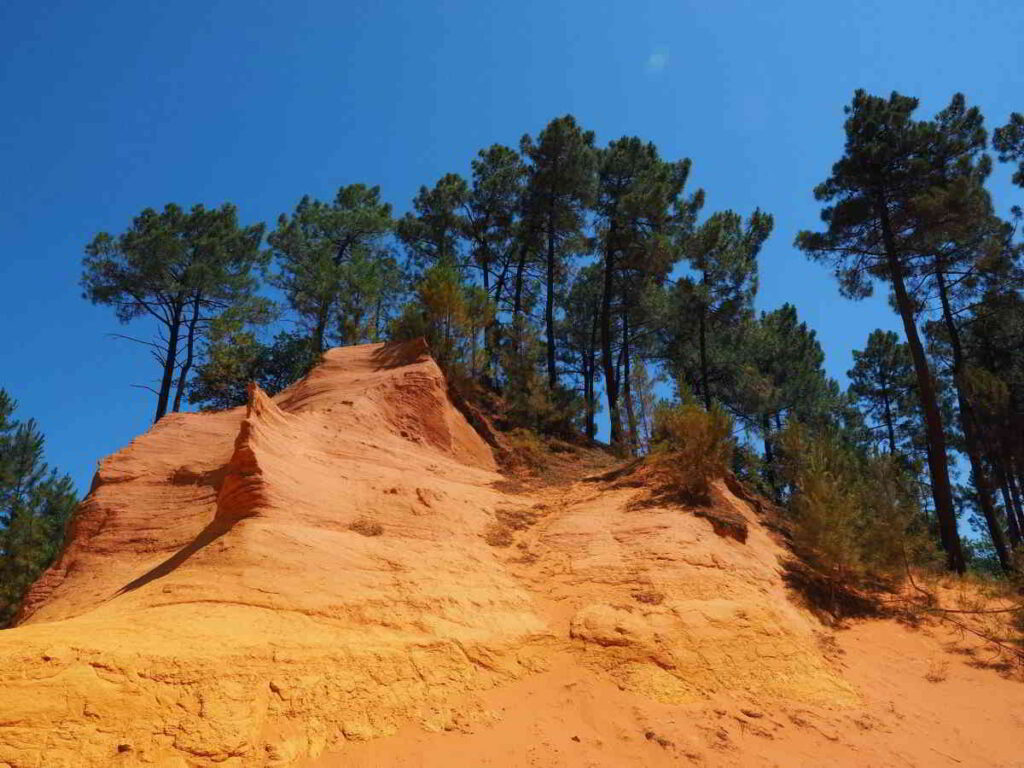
[1,0,1021,494]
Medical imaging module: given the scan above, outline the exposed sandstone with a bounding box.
[1,340,1018,768]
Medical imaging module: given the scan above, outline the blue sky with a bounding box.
[1,0,1021,494]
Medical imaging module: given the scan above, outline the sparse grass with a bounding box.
[631,589,665,605]
[483,522,514,547]
[643,730,674,748]
[495,505,540,531]
[490,477,529,494]
[496,427,617,490]
[925,658,949,683]
[348,517,384,537]
[483,505,540,548]
[506,428,547,470]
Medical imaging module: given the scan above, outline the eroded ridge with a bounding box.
[214,383,287,525]
[0,341,548,766]
[3,340,1016,768]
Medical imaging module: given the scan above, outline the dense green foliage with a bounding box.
[0,390,77,627]
[82,203,269,422]
[77,96,1024,583]
[187,330,315,409]
[779,423,936,582]
[795,91,1020,574]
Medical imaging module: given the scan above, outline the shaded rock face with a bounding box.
[0,340,852,767]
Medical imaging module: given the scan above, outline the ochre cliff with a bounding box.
[1,340,1020,768]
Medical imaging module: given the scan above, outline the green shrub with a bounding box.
[779,423,936,584]
[506,428,547,470]
[651,401,734,503]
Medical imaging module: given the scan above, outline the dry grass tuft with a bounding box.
[631,589,665,605]
[650,402,733,504]
[495,506,540,531]
[348,517,384,537]
[483,522,515,547]
[506,428,547,470]
[925,658,950,683]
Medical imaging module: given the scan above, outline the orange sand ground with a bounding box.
[0,340,1021,767]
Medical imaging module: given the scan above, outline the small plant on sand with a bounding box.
[925,659,950,683]
[483,522,514,547]
[650,401,733,503]
[506,428,547,471]
[348,517,384,537]
[631,589,665,605]
[495,506,539,531]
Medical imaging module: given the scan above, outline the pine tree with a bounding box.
[0,390,77,626]
[83,203,268,421]
[394,263,469,371]
[994,112,1024,188]
[594,136,701,450]
[848,330,917,456]
[740,304,833,500]
[188,331,314,410]
[269,185,394,356]
[963,290,1024,549]
[796,90,975,573]
[464,145,528,380]
[396,174,469,272]
[561,263,604,440]
[336,248,404,344]
[520,116,597,390]
[678,208,773,411]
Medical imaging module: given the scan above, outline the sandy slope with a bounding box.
[315,617,1024,768]
[0,340,1021,767]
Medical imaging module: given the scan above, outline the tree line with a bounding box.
[4,89,1023,628]
[76,94,1024,578]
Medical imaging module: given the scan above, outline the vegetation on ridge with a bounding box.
[5,89,1024,627]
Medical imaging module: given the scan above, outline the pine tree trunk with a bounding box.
[154,299,185,423]
[876,195,965,573]
[762,414,778,501]
[622,310,639,456]
[882,391,897,455]
[512,241,527,318]
[996,466,1021,548]
[1007,462,1024,544]
[480,253,492,381]
[172,294,202,413]
[489,258,511,384]
[586,312,599,441]
[698,271,712,411]
[935,267,1011,572]
[313,300,330,356]
[470,325,478,378]
[545,220,557,390]
[635,367,651,453]
[512,239,529,366]
[583,359,595,441]
[600,232,622,449]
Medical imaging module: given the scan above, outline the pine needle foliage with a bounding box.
[779,423,936,584]
[651,401,734,503]
[0,390,77,626]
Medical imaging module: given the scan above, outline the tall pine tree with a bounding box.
[796,90,971,572]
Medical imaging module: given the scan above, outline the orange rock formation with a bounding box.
[0,340,1021,767]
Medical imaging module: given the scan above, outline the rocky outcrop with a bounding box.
[1,339,958,768]
[0,341,546,766]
